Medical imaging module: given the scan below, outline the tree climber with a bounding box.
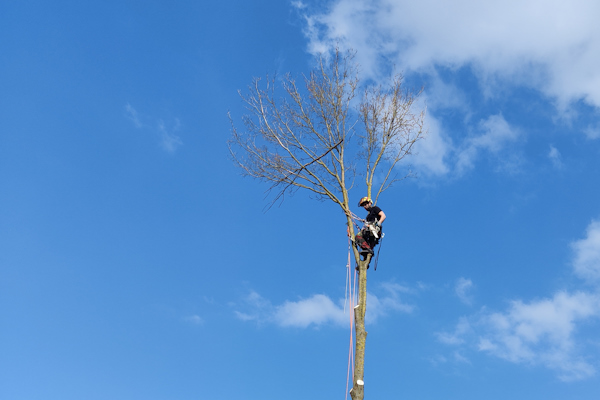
[354,197,386,257]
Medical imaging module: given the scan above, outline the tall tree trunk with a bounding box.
[350,254,371,400]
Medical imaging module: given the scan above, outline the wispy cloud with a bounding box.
[571,219,600,283]
[158,119,183,154]
[125,103,143,128]
[584,124,600,140]
[291,0,307,10]
[368,282,415,322]
[455,278,474,305]
[455,114,521,175]
[233,290,273,323]
[548,145,563,169]
[437,291,600,381]
[436,316,471,345]
[184,315,204,325]
[413,113,521,177]
[436,220,600,381]
[477,291,600,381]
[234,282,416,328]
[124,104,183,153]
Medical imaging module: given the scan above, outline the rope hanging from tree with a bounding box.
[344,239,358,400]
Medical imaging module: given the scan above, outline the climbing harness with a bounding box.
[355,220,381,259]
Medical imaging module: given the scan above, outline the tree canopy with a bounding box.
[229,48,426,400]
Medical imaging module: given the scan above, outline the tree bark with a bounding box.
[230,49,425,400]
[351,254,371,400]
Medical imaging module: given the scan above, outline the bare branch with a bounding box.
[228,48,426,400]
[268,137,344,207]
[359,74,425,203]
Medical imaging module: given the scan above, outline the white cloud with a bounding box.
[425,74,471,113]
[455,278,474,305]
[296,0,600,180]
[125,104,183,153]
[438,291,600,381]
[233,290,273,323]
[548,145,563,169]
[428,354,448,366]
[436,316,471,345]
[404,111,520,177]
[275,294,346,327]
[584,124,600,140]
[234,291,344,327]
[125,103,143,128]
[367,282,415,323]
[453,350,471,364]
[291,0,307,10]
[411,113,520,177]
[234,283,415,328]
[477,291,600,381]
[158,119,183,154]
[301,0,600,109]
[455,114,520,174]
[436,219,600,381]
[471,115,520,153]
[571,219,600,283]
[184,315,204,325]
[412,108,451,176]
[234,311,257,322]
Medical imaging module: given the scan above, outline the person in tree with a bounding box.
[354,197,386,257]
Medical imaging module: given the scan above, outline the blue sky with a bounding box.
[2,1,600,399]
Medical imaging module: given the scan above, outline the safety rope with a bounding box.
[343,207,379,398]
[346,210,366,230]
[344,240,356,400]
[373,234,384,271]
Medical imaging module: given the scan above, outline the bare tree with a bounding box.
[228,49,425,400]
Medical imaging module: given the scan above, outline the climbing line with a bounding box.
[345,240,357,400]
[345,240,353,400]
[344,205,385,397]
[345,209,366,231]
[352,263,357,373]
[344,248,350,314]
[373,234,384,271]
